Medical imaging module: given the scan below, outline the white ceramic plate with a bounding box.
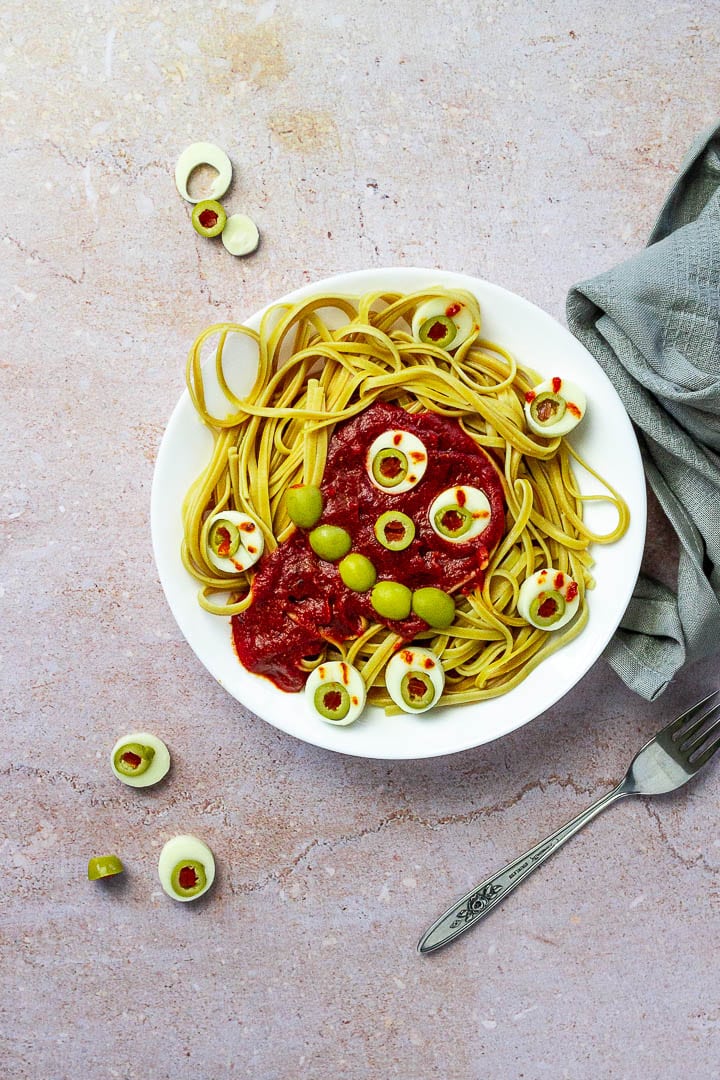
[151,268,646,759]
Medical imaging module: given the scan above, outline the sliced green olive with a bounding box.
[412,587,456,628]
[112,742,156,778]
[191,199,227,237]
[529,589,566,627]
[400,670,436,710]
[208,518,241,558]
[170,859,208,899]
[338,552,377,592]
[374,510,415,551]
[88,855,124,880]
[286,484,323,529]
[309,524,352,561]
[433,504,472,539]
[371,580,412,620]
[313,681,351,722]
[371,447,408,488]
[530,391,567,427]
[418,315,457,348]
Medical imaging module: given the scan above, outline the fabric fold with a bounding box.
[567,120,720,700]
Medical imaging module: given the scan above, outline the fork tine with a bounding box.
[690,732,720,770]
[669,690,720,741]
[678,702,720,755]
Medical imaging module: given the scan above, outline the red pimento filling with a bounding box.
[178,865,198,890]
[231,403,506,691]
[216,526,232,556]
[427,320,449,341]
[536,398,559,422]
[199,209,218,229]
[380,454,403,479]
[384,519,406,543]
[122,751,142,770]
[538,597,558,619]
[323,689,342,712]
[441,509,465,533]
[407,675,429,700]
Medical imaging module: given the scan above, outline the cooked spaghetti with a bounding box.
[181,288,629,712]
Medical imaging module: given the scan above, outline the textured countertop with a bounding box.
[3,2,720,1078]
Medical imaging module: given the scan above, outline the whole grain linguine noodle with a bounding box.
[181,288,629,712]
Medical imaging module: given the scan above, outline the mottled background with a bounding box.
[2,1,720,1078]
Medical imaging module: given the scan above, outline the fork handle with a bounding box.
[418,780,630,954]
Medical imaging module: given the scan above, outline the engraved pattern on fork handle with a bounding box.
[418,782,629,954]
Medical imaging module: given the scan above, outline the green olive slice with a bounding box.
[374,510,415,551]
[529,589,566,627]
[371,447,409,488]
[170,859,208,898]
[88,855,124,880]
[208,518,241,558]
[530,391,567,427]
[418,315,457,348]
[400,671,436,710]
[112,742,156,778]
[313,681,351,722]
[433,504,472,538]
[191,199,227,238]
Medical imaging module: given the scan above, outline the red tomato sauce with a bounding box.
[232,402,506,691]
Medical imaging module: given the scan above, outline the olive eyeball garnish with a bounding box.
[412,298,479,351]
[366,430,427,492]
[429,486,492,543]
[385,646,445,713]
[158,835,215,902]
[305,660,367,726]
[524,377,586,437]
[205,510,264,573]
[110,732,171,788]
[517,568,580,630]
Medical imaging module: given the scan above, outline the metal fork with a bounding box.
[418,690,720,955]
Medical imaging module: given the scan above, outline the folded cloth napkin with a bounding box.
[566,120,720,700]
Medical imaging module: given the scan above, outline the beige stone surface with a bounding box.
[2,1,720,1078]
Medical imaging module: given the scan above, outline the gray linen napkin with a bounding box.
[566,120,720,700]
